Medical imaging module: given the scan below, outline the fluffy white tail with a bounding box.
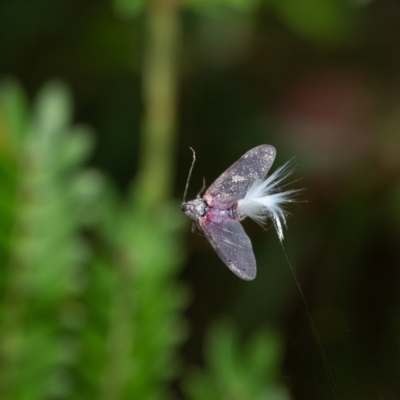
[237,161,300,241]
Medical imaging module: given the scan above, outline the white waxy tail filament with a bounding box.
[237,161,299,241]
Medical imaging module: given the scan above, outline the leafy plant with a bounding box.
[183,321,292,400]
[0,80,188,400]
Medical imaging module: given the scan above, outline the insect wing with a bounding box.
[199,218,256,281]
[204,145,276,205]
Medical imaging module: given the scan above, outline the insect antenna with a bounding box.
[182,147,196,203]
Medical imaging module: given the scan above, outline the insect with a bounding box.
[181,145,298,281]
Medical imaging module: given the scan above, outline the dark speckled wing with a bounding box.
[204,145,276,205]
[199,218,256,281]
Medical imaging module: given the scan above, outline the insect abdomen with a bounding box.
[206,203,241,223]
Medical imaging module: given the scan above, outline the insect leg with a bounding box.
[196,177,207,198]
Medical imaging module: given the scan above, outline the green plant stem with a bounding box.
[138,0,181,212]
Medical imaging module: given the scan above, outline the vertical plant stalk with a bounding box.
[138,0,181,212]
[98,1,182,399]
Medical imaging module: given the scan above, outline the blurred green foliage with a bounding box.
[0,81,191,399]
[183,321,291,400]
[0,80,97,399]
[271,0,357,45]
[114,0,145,18]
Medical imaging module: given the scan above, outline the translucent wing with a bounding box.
[204,145,276,206]
[199,218,256,281]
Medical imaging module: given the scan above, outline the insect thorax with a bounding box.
[182,198,243,223]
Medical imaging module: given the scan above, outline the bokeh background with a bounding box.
[1,0,400,399]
